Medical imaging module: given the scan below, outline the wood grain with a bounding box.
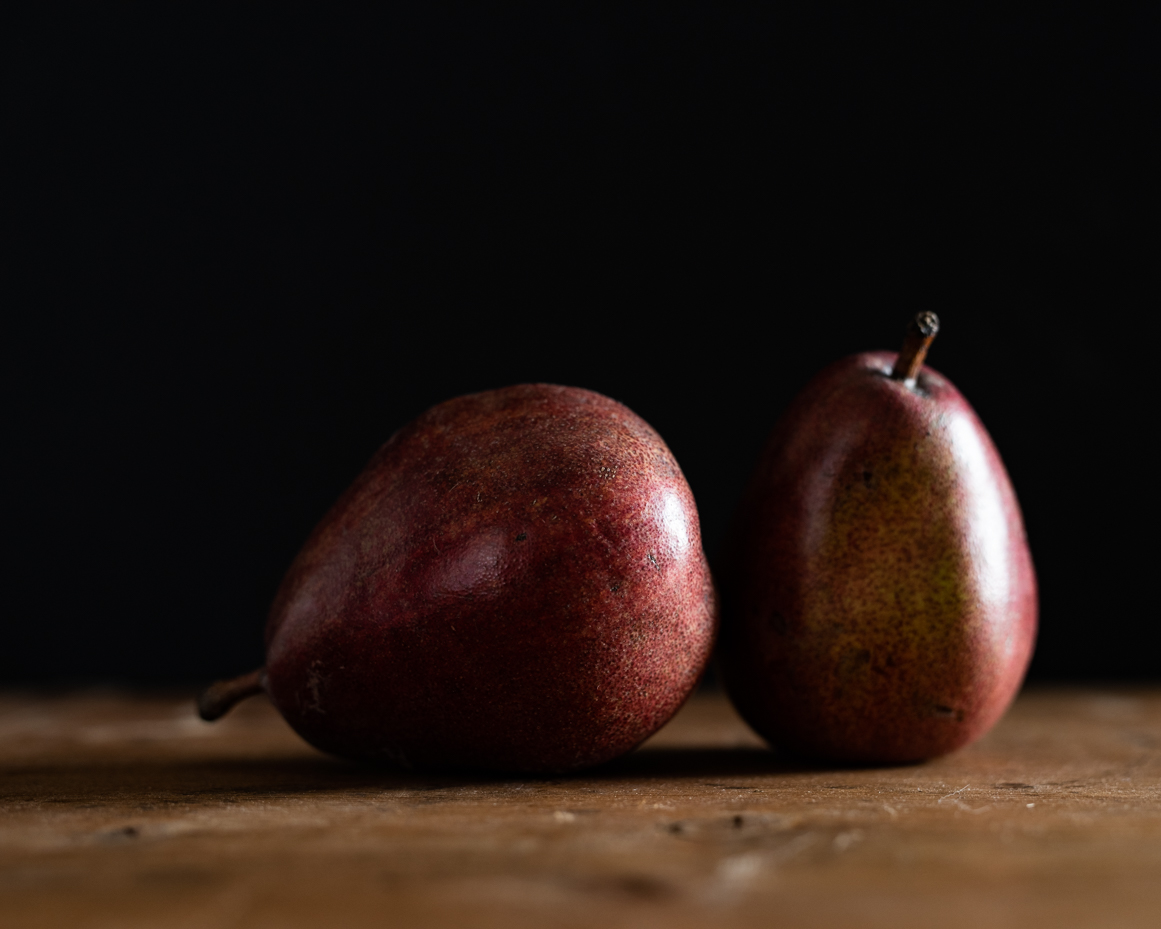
[2,686,1160,928]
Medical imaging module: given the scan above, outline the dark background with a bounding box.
[4,6,1155,684]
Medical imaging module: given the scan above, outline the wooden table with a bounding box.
[2,686,1159,928]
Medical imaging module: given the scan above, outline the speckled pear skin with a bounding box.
[264,384,717,773]
[719,352,1037,764]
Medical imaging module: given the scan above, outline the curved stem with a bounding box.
[891,312,940,385]
[198,667,266,721]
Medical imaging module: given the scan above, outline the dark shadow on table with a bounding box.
[2,746,908,801]
[601,745,837,778]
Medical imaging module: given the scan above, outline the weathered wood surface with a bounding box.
[2,686,1160,928]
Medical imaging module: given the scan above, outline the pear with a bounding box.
[719,314,1036,763]
[200,384,717,772]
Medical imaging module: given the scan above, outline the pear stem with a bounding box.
[198,668,266,721]
[891,312,940,385]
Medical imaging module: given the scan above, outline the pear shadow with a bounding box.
[592,745,928,779]
[599,746,827,778]
[4,746,923,803]
[2,755,483,801]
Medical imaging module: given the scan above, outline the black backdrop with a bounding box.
[4,7,1155,683]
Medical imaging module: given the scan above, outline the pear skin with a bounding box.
[720,320,1036,764]
[203,384,717,773]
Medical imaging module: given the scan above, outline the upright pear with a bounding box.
[719,315,1036,763]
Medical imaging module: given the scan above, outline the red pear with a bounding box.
[200,384,717,772]
[719,315,1036,763]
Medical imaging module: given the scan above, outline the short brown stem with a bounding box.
[891,312,940,384]
[198,668,266,721]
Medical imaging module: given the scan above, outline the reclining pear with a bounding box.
[200,384,718,773]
